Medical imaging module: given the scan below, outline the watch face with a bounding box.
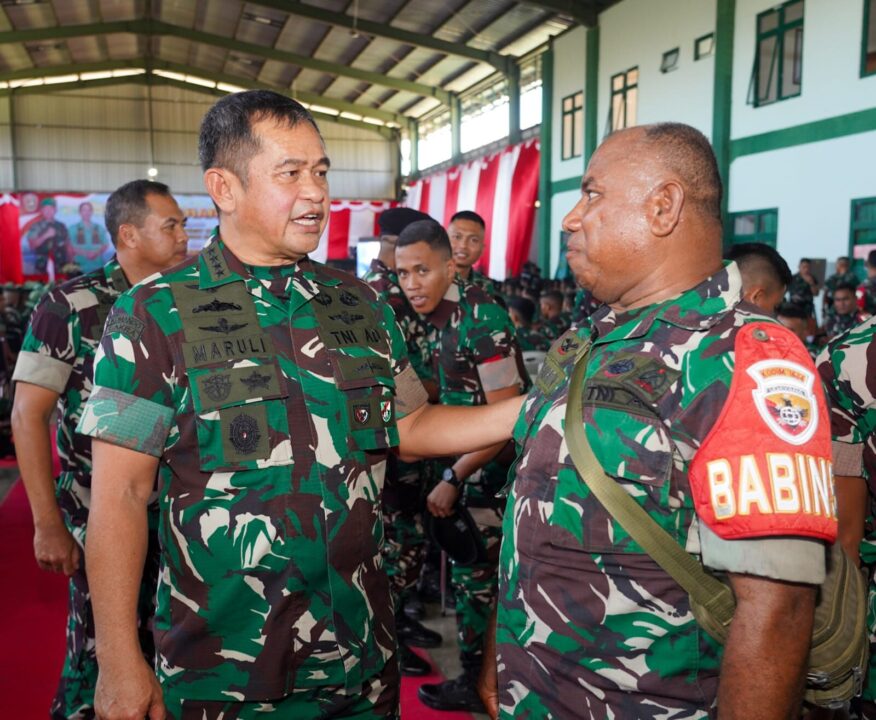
[442,467,454,482]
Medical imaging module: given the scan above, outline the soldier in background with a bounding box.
[78,90,522,719]
[823,255,859,318]
[395,219,525,714]
[447,210,502,302]
[817,316,876,719]
[11,179,188,720]
[25,197,71,274]
[825,282,868,339]
[725,241,791,314]
[365,206,441,677]
[481,123,834,719]
[788,257,820,322]
[67,201,111,275]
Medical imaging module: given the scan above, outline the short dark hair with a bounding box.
[450,210,485,229]
[199,90,321,186]
[397,219,451,258]
[725,242,792,289]
[540,290,563,305]
[837,256,850,264]
[800,257,812,265]
[868,250,876,268]
[776,301,808,320]
[641,122,722,220]
[507,296,536,325]
[834,282,857,295]
[105,180,172,246]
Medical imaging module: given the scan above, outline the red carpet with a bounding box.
[0,480,68,718]
[0,479,475,718]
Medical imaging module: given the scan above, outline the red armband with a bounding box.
[689,322,837,541]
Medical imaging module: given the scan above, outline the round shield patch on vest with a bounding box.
[203,373,232,402]
[354,404,370,425]
[746,359,819,445]
[229,412,262,454]
[380,400,392,423]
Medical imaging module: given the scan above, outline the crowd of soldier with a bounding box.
[6,88,876,720]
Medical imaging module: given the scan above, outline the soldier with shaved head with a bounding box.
[479,123,836,719]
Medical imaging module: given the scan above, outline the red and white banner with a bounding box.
[404,138,540,280]
[315,199,398,263]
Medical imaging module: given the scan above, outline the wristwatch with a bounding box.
[441,467,462,488]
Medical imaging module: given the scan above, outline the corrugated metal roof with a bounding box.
[0,0,619,129]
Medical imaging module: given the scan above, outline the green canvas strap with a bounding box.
[565,346,736,625]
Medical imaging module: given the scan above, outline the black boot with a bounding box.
[417,672,485,712]
[399,644,432,677]
[395,612,442,649]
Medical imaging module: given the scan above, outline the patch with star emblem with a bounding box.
[191,362,283,412]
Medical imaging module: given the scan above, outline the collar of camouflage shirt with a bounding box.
[590,261,743,346]
[425,280,462,329]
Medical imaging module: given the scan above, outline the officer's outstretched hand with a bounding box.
[95,660,166,720]
[33,519,80,576]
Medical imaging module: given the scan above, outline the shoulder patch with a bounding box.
[105,311,145,342]
[689,322,837,542]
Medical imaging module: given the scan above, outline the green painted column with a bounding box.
[450,93,462,164]
[508,62,522,145]
[713,0,736,242]
[584,25,600,168]
[537,41,554,275]
[409,120,419,177]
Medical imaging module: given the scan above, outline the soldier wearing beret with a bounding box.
[25,197,71,274]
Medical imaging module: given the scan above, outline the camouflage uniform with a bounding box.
[573,287,602,326]
[497,263,833,718]
[424,279,523,672]
[78,238,427,711]
[817,316,876,718]
[825,310,866,340]
[12,259,160,720]
[26,217,70,274]
[461,269,506,309]
[788,272,817,318]
[514,326,552,353]
[363,257,431,607]
[823,270,861,316]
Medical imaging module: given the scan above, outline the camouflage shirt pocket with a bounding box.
[330,352,399,453]
[188,360,293,472]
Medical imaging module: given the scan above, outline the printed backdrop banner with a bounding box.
[404,138,540,280]
[0,193,395,281]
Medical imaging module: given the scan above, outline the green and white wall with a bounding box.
[543,0,875,276]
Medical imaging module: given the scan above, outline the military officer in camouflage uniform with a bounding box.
[11,179,189,719]
[77,90,522,720]
[480,123,836,719]
[447,210,502,302]
[788,257,820,321]
[364,205,440,677]
[822,255,859,318]
[818,316,876,719]
[395,219,525,713]
[26,197,71,274]
[825,282,867,339]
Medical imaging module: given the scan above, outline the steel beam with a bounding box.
[518,1,597,27]
[247,0,512,74]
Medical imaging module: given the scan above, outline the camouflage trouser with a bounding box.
[452,502,503,670]
[51,506,161,720]
[163,655,400,719]
[381,458,429,608]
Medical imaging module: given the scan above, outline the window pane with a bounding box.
[734,214,757,236]
[611,94,625,131]
[854,228,876,244]
[563,96,573,113]
[867,0,876,74]
[661,48,680,73]
[781,26,803,97]
[625,86,638,128]
[627,67,638,85]
[784,0,804,24]
[574,91,583,109]
[757,35,779,103]
[612,73,624,91]
[759,9,779,33]
[573,108,583,157]
[760,211,778,233]
[562,113,573,159]
[696,34,715,59]
[855,199,876,223]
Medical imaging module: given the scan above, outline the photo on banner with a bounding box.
[18,192,219,280]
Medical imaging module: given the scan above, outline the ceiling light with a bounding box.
[147,167,158,178]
